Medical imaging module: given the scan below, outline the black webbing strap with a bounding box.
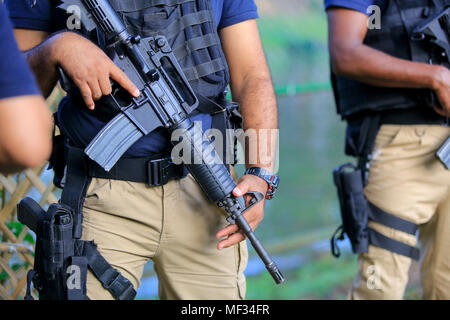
[173,33,218,61]
[82,241,137,300]
[66,256,89,300]
[61,145,137,300]
[368,202,418,235]
[165,11,211,39]
[183,58,226,81]
[367,202,420,260]
[24,270,37,300]
[61,145,92,239]
[87,154,185,186]
[194,94,235,166]
[368,228,420,261]
[111,0,193,12]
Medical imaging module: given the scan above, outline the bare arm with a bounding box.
[0,95,52,174]
[14,29,140,107]
[327,8,450,116]
[220,20,278,170]
[14,29,59,97]
[216,19,278,249]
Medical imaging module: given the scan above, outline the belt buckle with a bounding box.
[147,157,171,186]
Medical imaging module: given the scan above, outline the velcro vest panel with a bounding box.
[332,0,450,118]
[108,0,230,98]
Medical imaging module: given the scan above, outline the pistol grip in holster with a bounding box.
[17,197,79,300]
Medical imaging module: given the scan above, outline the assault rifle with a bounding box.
[413,7,450,65]
[58,0,284,284]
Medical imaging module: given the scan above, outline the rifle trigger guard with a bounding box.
[241,191,265,214]
[225,191,264,225]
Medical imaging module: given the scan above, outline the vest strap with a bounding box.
[112,0,194,12]
[173,33,218,61]
[165,11,211,38]
[183,58,226,81]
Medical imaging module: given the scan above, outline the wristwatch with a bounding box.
[244,167,280,200]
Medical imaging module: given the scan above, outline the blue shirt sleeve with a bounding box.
[324,0,379,14]
[4,0,53,31]
[0,2,40,100]
[218,0,259,29]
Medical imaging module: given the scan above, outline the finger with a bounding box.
[233,180,250,197]
[88,79,103,102]
[434,105,450,117]
[109,64,140,97]
[217,232,246,250]
[216,224,239,239]
[77,82,95,109]
[98,74,113,96]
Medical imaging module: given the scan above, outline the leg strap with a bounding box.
[77,240,136,300]
[61,144,137,300]
[368,202,420,260]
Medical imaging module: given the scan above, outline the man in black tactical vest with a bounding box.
[6,0,279,299]
[325,0,450,299]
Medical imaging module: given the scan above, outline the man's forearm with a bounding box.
[23,34,61,97]
[233,75,278,171]
[331,44,440,90]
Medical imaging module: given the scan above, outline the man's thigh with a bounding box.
[420,190,450,299]
[350,124,450,299]
[154,171,248,300]
[81,178,165,299]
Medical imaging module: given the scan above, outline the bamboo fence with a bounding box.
[0,87,64,300]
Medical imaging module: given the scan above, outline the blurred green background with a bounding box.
[0,0,422,300]
[136,0,422,300]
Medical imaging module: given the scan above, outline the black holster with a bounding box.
[17,198,88,300]
[331,163,420,260]
[331,163,369,255]
[18,135,138,300]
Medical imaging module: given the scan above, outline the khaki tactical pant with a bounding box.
[350,124,450,300]
[80,169,248,300]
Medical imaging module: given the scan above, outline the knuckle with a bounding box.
[73,71,88,83]
[103,87,112,95]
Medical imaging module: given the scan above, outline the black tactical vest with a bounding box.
[332,0,450,118]
[106,0,230,99]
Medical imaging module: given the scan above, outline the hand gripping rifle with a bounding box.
[58,0,285,284]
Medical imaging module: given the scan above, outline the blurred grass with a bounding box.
[246,252,357,300]
[240,2,357,299]
[251,1,346,244]
[240,0,424,300]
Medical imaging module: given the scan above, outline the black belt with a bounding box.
[86,154,186,186]
[380,107,449,126]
